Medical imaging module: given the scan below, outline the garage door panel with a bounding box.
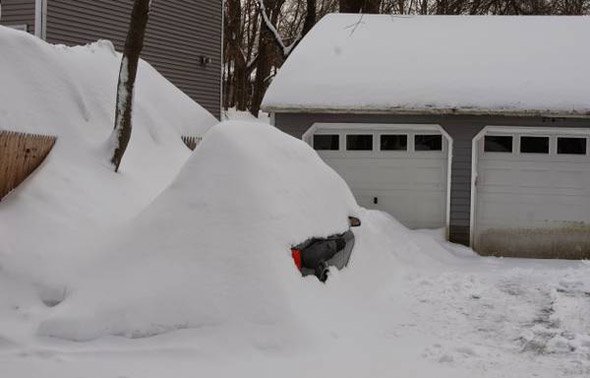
[481,167,556,187]
[412,170,446,185]
[557,174,589,190]
[355,190,445,229]
[482,162,590,183]
[475,129,590,258]
[314,126,449,230]
[480,167,590,193]
[324,158,445,189]
[345,174,445,193]
[331,168,415,190]
[479,177,589,196]
[479,194,590,222]
[478,186,588,197]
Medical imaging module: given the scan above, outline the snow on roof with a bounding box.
[262,15,590,117]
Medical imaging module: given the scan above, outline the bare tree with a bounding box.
[223,0,590,117]
[108,0,151,172]
[340,0,382,12]
[302,0,318,35]
[249,0,322,115]
[224,0,249,110]
[258,0,299,57]
[250,0,283,116]
[223,0,263,112]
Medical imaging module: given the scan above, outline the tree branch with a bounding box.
[256,0,300,58]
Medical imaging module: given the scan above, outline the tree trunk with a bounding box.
[224,0,249,111]
[340,0,381,13]
[250,25,273,117]
[302,0,317,36]
[250,0,281,117]
[364,0,381,13]
[109,0,150,172]
[234,58,248,111]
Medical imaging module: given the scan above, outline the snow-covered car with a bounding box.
[291,217,361,282]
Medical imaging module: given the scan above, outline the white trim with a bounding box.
[219,0,224,119]
[34,0,41,38]
[443,130,453,240]
[470,129,484,248]
[301,123,318,145]
[304,123,453,237]
[262,107,590,119]
[469,125,590,249]
[270,112,276,127]
[34,0,46,40]
[309,123,444,132]
[482,126,590,136]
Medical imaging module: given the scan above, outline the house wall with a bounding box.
[0,0,36,34]
[273,112,590,246]
[45,0,222,119]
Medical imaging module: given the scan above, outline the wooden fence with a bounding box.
[1,130,57,201]
[181,136,202,151]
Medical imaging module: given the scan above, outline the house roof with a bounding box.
[262,15,590,117]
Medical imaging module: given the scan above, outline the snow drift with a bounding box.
[38,121,361,341]
[0,27,217,285]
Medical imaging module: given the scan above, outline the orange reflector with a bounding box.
[291,249,302,270]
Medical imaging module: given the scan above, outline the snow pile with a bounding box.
[223,107,271,123]
[37,121,361,341]
[263,15,590,116]
[0,27,217,284]
[1,118,589,377]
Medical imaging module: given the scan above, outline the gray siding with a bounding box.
[45,0,222,119]
[0,0,35,34]
[274,112,590,246]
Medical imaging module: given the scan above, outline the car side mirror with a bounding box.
[349,216,361,228]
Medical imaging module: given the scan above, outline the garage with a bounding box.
[473,127,590,258]
[265,16,590,251]
[306,124,451,230]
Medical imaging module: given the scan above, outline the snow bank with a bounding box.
[223,107,271,124]
[0,26,217,285]
[263,15,590,116]
[38,121,361,341]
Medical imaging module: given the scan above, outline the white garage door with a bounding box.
[309,124,450,230]
[474,128,590,257]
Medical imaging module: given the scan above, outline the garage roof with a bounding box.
[262,15,590,117]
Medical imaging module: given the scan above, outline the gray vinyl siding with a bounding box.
[45,0,222,119]
[273,112,590,246]
[0,0,35,34]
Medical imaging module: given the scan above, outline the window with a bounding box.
[415,135,442,151]
[520,136,549,154]
[484,136,513,153]
[346,135,373,151]
[313,134,339,150]
[557,137,587,155]
[380,134,407,151]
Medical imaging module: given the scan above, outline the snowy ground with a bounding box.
[1,223,589,378]
[2,124,589,378]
